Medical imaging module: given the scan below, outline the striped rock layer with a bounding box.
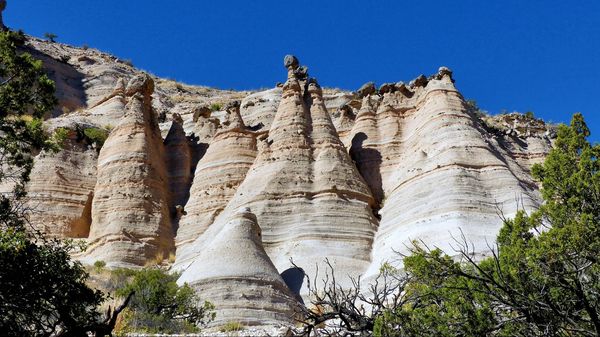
[19,38,557,328]
[175,103,259,266]
[176,64,378,294]
[81,75,174,267]
[25,136,97,238]
[342,71,550,278]
[179,208,298,327]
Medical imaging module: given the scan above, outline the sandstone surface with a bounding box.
[12,37,558,327]
[176,58,378,295]
[175,102,259,265]
[179,208,299,327]
[342,69,550,278]
[164,113,193,216]
[80,74,173,267]
[25,129,97,238]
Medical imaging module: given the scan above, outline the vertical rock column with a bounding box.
[82,74,173,267]
[175,102,258,266]
[178,56,378,293]
[164,113,192,217]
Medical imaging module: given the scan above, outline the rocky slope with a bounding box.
[10,35,556,327]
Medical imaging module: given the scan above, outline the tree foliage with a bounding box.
[115,268,215,334]
[0,29,57,229]
[294,113,599,336]
[0,29,128,336]
[0,229,105,336]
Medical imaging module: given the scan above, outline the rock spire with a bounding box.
[178,208,298,327]
[176,56,378,295]
[82,74,173,267]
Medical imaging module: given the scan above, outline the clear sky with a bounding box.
[5,1,599,141]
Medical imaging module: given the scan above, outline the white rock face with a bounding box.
[341,72,550,278]
[179,208,299,327]
[176,62,378,297]
[18,40,557,328]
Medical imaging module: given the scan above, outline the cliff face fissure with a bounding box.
[14,38,557,327]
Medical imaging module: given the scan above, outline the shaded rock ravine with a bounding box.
[18,37,556,328]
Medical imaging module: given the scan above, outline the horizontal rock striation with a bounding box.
[175,102,259,267]
[26,131,97,238]
[179,208,298,327]
[81,74,173,267]
[177,57,378,294]
[347,69,553,278]
[19,37,558,327]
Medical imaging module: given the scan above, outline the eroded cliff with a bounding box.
[15,38,556,327]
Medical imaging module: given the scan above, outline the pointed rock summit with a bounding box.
[179,208,298,327]
[164,113,193,214]
[177,56,378,293]
[18,37,557,328]
[175,100,259,266]
[82,74,173,267]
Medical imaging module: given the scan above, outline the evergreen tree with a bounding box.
[293,114,600,336]
[375,113,600,336]
[0,29,109,337]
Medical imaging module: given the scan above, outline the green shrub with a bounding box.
[220,321,244,332]
[114,268,215,334]
[82,127,109,148]
[105,268,137,294]
[93,260,106,272]
[52,127,70,148]
[210,103,222,111]
[524,111,535,119]
[43,32,57,42]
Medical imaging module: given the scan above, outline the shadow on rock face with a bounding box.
[26,46,87,117]
[281,267,305,304]
[350,132,383,212]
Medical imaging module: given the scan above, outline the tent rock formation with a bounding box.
[14,36,558,328]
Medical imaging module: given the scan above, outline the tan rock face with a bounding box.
[175,103,259,265]
[341,71,551,278]
[177,59,378,295]
[164,113,192,212]
[179,208,298,327]
[26,133,97,238]
[81,74,173,267]
[21,39,557,327]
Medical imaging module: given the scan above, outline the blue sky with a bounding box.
[6,1,599,141]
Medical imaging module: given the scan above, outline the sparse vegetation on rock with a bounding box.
[43,32,57,42]
[0,28,130,337]
[293,114,600,337]
[114,268,215,334]
[210,102,223,111]
[82,126,109,148]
